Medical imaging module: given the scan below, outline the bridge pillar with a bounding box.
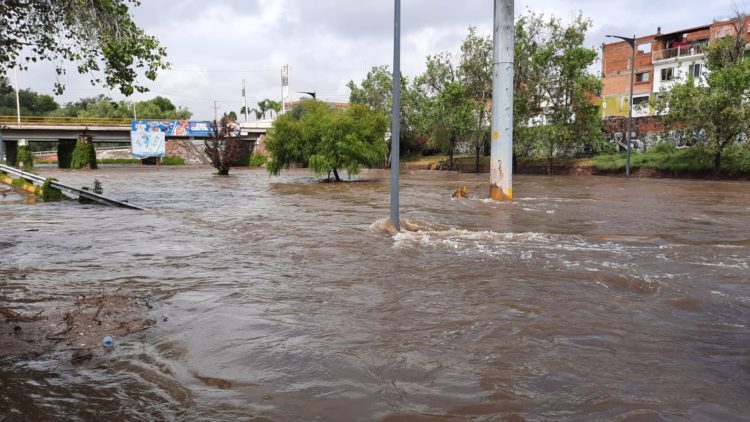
[57,139,76,168]
[5,141,18,167]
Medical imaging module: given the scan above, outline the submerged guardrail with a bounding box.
[0,164,147,210]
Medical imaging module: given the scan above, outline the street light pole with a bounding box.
[606,34,636,177]
[390,0,401,231]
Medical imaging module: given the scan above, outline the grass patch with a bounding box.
[248,153,268,168]
[161,156,185,165]
[592,144,750,174]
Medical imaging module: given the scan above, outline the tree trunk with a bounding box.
[714,149,722,179]
[475,144,481,173]
[449,136,456,171]
[333,168,341,182]
[546,153,553,176]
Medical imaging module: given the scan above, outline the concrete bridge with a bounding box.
[0,116,272,163]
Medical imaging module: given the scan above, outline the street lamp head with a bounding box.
[605,34,636,47]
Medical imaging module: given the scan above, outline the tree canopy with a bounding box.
[1,0,168,95]
[658,14,750,175]
[0,80,59,115]
[51,95,191,119]
[265,100,388,181]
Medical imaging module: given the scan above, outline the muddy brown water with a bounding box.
[1,167,749,421]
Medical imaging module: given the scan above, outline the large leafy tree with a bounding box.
[1,0,168,95]
[347,65,418,156]
[413,30,487,170]
[265,100,388,181]
[527,13,604,174]
[0,81,59,115]
[658,14,750,175]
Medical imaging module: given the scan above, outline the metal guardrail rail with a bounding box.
[0,164,147,210]
[31,146,131,156]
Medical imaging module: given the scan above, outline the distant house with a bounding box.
[601,16,750,118]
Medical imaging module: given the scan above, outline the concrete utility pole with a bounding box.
[490,0,514,200]
[390,0,401,231]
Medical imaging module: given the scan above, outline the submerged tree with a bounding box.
[204,119,242,176]
[1,0,168,95]
[265,100,388,181]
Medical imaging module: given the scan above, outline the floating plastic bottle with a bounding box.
[102,335,115,351]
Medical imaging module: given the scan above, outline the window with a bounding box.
[688,63,702,78]
[661,68,674,81]
[637,43,652,54]
[636,72,650,83]
[633,96,650,108]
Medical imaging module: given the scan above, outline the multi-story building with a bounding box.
[601,17,748,118]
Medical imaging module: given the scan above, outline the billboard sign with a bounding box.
[130,120,241,137]
[131,131,166,158]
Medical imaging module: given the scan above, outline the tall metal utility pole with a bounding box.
[390,0,401,231]
[606,34,636,177]
[490,0,514,200]
[242,79,249,122]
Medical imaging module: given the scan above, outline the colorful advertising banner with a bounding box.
[130,120,241,137]
[130,131,166,158]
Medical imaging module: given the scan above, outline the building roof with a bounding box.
[655,24,711,39]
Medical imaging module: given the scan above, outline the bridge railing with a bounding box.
[0,115,132,127]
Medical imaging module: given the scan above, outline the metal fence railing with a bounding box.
[0,115,131,126]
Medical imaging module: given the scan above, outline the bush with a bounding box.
[41,178,63,201]
[248,152,267,168]
[161,155,185,165]
[71,138,98,169]
[17,146,33,171]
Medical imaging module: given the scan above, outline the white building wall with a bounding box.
[653,56,708,94]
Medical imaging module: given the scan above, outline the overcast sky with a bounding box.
[15,0,743,120]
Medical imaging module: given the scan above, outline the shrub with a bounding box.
[71,137,98,169]
[161,155,185,165]
[248,152,267,168]
[17,146,33,171]
[41,178,63,201]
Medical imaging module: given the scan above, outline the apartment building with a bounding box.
[601,17,749,118]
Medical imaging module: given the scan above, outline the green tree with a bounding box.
[1,0,168,95]
[347,65,418,156]
[405,27,496,170]
[265,100,388,181]
[658,14,750,175]
[52,95,191,119]
[0,86,59,116]
[223,111,238,122]
[457,27,493,173]
[522,12,604,174]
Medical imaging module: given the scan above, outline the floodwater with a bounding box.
[1,167,749,421]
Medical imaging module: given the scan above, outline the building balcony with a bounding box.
[652,44,706,62]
